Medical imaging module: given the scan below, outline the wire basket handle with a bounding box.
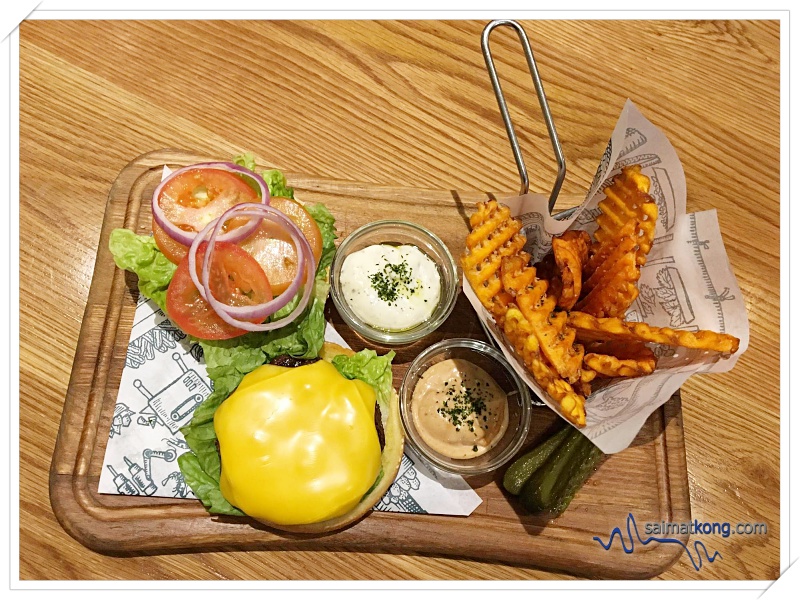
[481,19,566,212]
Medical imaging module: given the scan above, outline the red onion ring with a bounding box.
[187,204,317,329]
[191,205,308,319]
[152,162,270,247]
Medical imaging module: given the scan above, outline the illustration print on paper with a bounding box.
[518,211,553,263]
[374,453,427,514]
[105,444,178,496]
[110,403,136,438]
[133,352,211,434]
[125,304,185,368]
[587,138,613,200]
[688,214,736,333]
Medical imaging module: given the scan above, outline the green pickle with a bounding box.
[550,440,605,517]
[502,425,571,495]
[518,428,588,513]
[503,422,606,516]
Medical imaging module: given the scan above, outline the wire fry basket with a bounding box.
[477,20,572,405]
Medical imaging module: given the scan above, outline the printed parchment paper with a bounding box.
[100,296,482,516]
[462,100,750,453]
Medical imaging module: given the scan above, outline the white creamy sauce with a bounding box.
[411,359,509,459]
[339,244,441,331]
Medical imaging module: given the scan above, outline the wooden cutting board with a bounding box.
[49,149,691,579]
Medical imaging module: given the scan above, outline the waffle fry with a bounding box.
[500,252,535,296]
[584,218,629,278]
[499,252,585,385]
[532,251,562,306]
[576,245,640,318]
[461,164,739,429]
[516,282,584,384]
[461,200,526,316]
[583,340,656,378]
[575,379,593,397]
[552,230,591,310]
[595,166,658,265]
[459,208,601,426]
[568,311,740,354]
[503,307,586,426]
[584,220,637,287]
[580,169,654,318]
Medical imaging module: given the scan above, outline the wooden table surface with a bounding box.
[19,19,779,581]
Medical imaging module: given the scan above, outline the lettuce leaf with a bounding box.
[179,188,337,513]
[233,151,258,172]
[304,202,337,273]
[177,452,244,516]
[331,350,396,409]
[179,270,333,509]
[233,152,294,199]
[262,169,295,200]
[108,229,176,311]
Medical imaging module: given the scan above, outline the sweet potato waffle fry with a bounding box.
[501,254,584,383]
[502,307,587,426]
[552,230,591,310]
[461,163,741,428]
[568,311,740,354]
[583,340,656,378]
[462,202,589,426]
[577,251,640,318]
[595,165,659,264]
[575,167,660,317]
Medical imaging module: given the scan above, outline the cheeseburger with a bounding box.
[213,342,404,533]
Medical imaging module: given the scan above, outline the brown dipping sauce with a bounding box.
[410,358,509,459]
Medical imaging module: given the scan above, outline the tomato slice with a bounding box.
[239,197,323,295]
[239,221,297,297]
[152,217,189,265]
[157,167,260,235]
[166,242,273,340]
[270,197,323,265]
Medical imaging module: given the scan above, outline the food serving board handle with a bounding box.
[49,149,691,579]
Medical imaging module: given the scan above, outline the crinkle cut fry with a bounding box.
[568,311,741,354]
[504,307,586,426]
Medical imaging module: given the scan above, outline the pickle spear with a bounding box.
[502,425,571,495]
[518,427,588,513]
[549,440,605,516]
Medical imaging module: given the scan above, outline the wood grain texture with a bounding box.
[20,20,779,580]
